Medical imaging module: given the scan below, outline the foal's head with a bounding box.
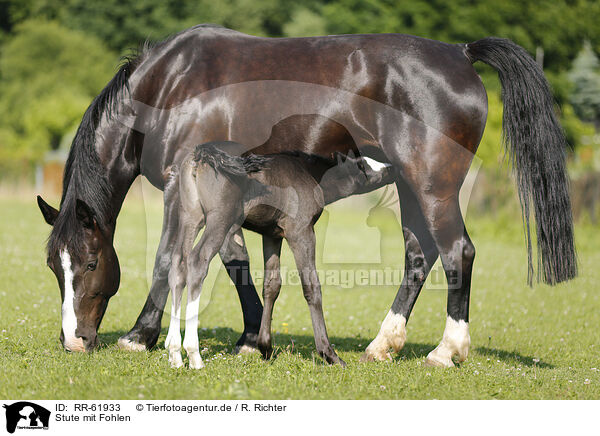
[319,152,395,203]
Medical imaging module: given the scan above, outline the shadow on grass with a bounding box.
[99,328,552,368]
[474,346,553,368]
[100,328,432,363]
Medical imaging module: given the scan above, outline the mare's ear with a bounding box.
[37,196,59,226]
[75,199,97,230]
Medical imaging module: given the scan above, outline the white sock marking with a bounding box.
[165,294,183,368]
[60,250,84,352]
[183,292,204,369]
[426,316,470,367]
[364,310,407,360]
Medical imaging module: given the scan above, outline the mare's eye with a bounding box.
[87,260,98,271]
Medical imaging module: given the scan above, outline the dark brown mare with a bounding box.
[37,24,576,366]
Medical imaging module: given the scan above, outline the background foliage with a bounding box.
[0,0,599,205]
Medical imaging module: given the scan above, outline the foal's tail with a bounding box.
[193,143,272,177]
[465,37,577,285]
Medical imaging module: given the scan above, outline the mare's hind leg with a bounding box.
[362,179,439,361]
[257,235,283,359]
[381,130,477,367]
[184,214,240,369]
[165,212,204,368]
[417,195,474,367]
[286,226,346,366]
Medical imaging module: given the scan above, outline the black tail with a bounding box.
[192,142,272,177]
[465,37,577,285]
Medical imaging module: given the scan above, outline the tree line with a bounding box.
[0,0,599,174]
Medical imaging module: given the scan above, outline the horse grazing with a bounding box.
[166,142,395,368]
[36,25,576,367]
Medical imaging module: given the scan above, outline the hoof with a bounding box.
[359,349,392,362]
[235,331,259,355]
[188,353,205,369]
[335,357,347,367]
[118,337,147,352]
[235,344,260,355]
[424,353,455,368]
[169,352,184,368]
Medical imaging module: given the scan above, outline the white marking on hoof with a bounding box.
[235,344,260,355]
[183,291,203,368]
[363,156,392,172]
[60,250,85,352]
[363,311,406,361]
[169,351,184,368]
[165,297,183,367]
[188,352,205,369]
[117,337,147,351]
[425,316,470,368]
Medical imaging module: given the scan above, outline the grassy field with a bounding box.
[0,185,599,400]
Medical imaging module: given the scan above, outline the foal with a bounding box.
[165,142,395,368]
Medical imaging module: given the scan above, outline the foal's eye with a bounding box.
[86,260,98,271]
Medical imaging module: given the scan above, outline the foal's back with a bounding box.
[180,145,331,236]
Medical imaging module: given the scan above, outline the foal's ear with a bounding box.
[333,152,346,165]
[37,196,59,226]
[75,199,96,230]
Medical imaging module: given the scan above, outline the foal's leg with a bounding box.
[287,227,345,366]
[257,235,283,359]
[362,179,439,361]
[165,213,204,368]
[184,215,239,369]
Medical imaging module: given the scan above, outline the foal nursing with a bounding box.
[165,141,394,368]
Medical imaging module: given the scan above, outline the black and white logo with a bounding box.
[3,402,50,433]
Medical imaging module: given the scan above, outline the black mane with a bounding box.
[47,54,141,260]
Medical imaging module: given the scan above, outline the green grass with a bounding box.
[0,188,598,399]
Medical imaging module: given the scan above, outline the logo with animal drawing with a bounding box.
[2,402,50,433]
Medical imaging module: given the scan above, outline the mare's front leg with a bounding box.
[219,230,263,354]
[184,215,239,369]
[257,236,283,359]
[119,174,180,351]
[287,226,346,366]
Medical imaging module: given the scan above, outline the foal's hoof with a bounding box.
[359,350,392,363]
[169,352,184,369]
[424,354,455,368]
[335,357,347,367]
[188,353,206,369]
[118,336,147,352]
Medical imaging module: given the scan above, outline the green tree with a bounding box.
[0,19,117,165]
[568,41,600,126]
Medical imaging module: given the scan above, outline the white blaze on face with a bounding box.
[363,156,392,172]
[60,250,85,352]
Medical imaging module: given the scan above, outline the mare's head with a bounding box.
[38,196,120,352]
[34,51,141,352]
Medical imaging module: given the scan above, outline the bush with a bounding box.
[0,19,117,169]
